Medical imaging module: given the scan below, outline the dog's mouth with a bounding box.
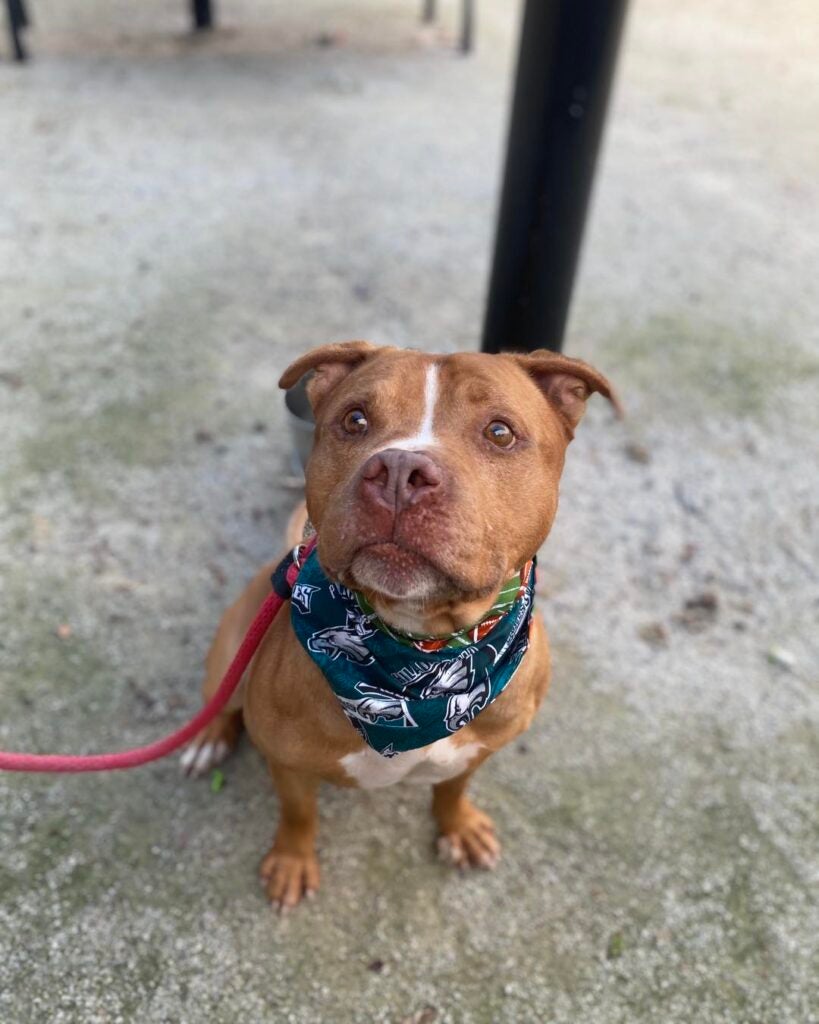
[348,541,450,601]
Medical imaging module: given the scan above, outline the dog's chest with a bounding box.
[339,737,483,789]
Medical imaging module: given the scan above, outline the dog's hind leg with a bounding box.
[181,555,280,777]
[181,502,308,777]
[179,707,243,778]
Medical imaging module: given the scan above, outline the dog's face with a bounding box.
[280,342,618,616]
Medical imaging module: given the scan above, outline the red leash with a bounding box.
[0,542,311,774]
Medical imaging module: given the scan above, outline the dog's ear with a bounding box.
[279,340,380,412]
[512,350,623,438]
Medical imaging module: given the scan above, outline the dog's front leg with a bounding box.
[432,767,500,870]
[260,764,321,911]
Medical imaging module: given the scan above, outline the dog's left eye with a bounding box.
[342,408,369,435]
[484,420,515,448]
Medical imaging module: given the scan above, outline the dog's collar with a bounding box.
[285,531,532,651]
[281,540,536,757]
[354,564,534,652]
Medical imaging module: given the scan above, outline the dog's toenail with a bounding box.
[192,743,214,774]
[179,745,198,772]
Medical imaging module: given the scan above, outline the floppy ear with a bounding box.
[512,350,623,437]
[278,340,380,412]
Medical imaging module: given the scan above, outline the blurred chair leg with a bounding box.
[192,0,213,31]
[421,0,436,23]
[459,0,474,53]
[6,0,28,61]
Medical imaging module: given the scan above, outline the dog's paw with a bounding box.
[437,804,501,870]
[259,847,320,912]
[179,738,229,777]
[180,714,240,777]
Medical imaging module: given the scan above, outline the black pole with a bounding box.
[192,0,213,31]
[481,0,629,353]
[459,0,474,54]
[6,0,28,60]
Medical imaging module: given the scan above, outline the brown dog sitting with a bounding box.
[180,341,619,910]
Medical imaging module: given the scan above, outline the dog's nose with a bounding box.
[359,449,442,512]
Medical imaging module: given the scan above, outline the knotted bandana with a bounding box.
[281,545,536,758]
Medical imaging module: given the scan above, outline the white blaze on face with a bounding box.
[382,363,440,451]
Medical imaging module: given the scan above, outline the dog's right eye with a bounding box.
[484,420,515,448]
[342,409,369,435]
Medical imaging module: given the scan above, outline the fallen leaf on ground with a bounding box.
[638,622,669,647]
[766,646,796,671]
[624,441,651,464]
[607,931,625,959]
[674,591,719,632]
[398,1009,437,1024]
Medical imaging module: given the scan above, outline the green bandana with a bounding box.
[289,548,536,758]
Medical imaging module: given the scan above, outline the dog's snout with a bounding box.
[360,449,442,512]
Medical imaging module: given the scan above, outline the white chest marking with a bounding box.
[382,363,440,451]
[340,737,483,789]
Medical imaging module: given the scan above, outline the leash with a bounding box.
[0,541,312,774]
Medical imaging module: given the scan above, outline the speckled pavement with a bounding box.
[1,1,817,1021]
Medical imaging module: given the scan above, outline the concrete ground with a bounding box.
[1,0,817,1021]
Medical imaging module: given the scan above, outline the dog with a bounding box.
[180,341,619,910]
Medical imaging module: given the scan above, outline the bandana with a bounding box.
[280,544,536,758]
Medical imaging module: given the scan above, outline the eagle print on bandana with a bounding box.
[337,682,419,730]
[306,608,377,666]
[290,549,536,756]
[410,656,492,733]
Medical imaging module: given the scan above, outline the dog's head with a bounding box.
[280,342,619,627]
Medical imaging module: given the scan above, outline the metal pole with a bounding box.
[460,0,474,54]
[6,0,28,61]
[481,0,629,353]
[192,0,213,31]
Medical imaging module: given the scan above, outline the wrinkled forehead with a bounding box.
[324,350,430,424]
[322,350,554,446]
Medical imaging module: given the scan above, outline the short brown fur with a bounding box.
[183,342,618,909]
